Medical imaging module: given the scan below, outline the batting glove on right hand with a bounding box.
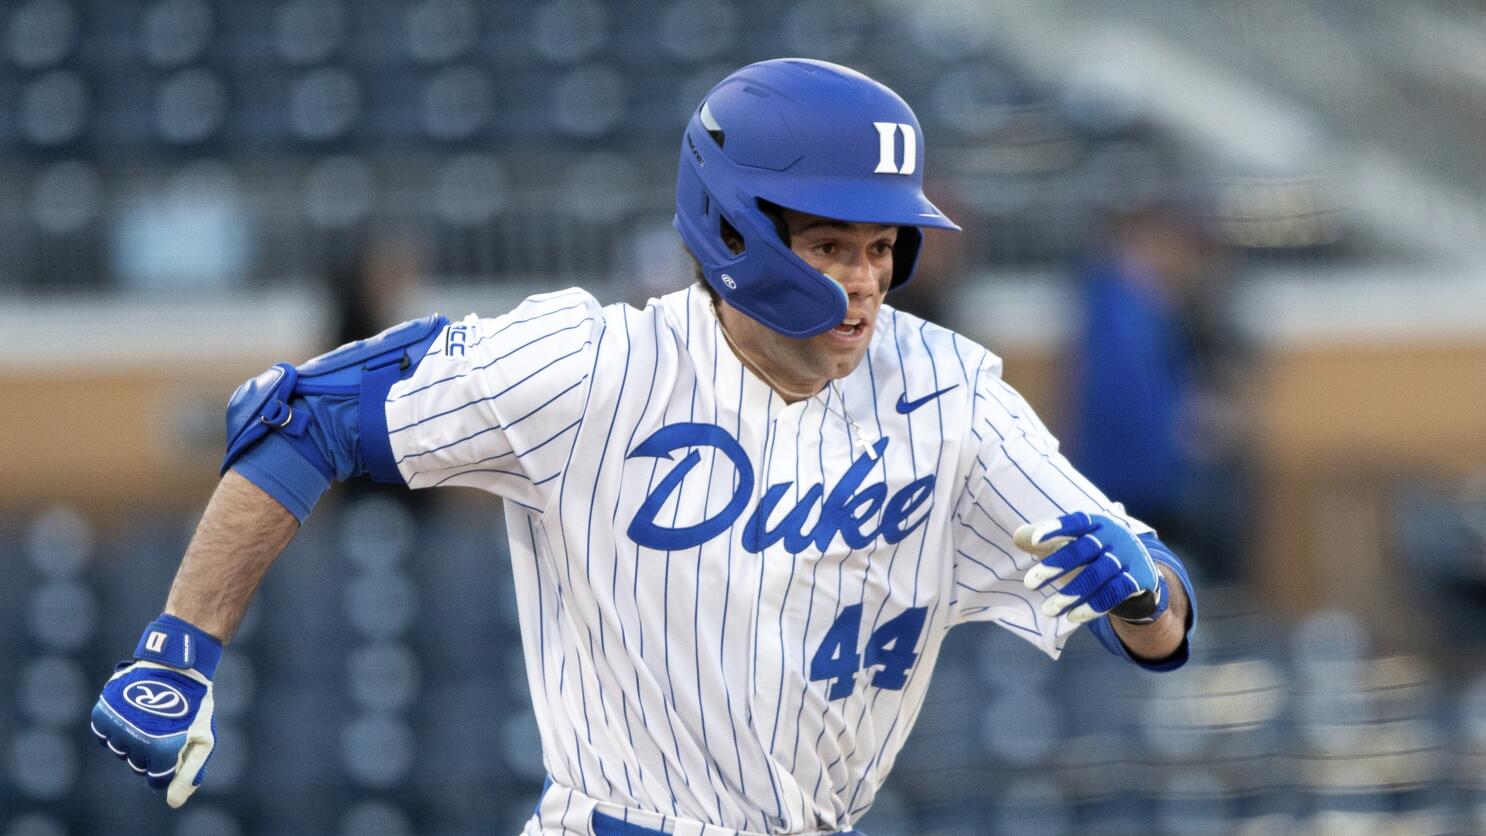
[1015,512,1168,625]
[90,614,221,808]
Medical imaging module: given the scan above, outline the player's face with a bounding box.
[718,209,897,400]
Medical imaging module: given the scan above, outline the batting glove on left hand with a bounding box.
[1015,512,1169,625]
[90,614,220,808]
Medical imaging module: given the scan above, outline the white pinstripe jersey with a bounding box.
[384,286,1148,835]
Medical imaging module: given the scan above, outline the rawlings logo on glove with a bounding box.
[122,681,191,717]
[1015,511,1169,625]
[90,615,221,808]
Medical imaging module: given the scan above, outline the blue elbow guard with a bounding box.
[222,314,449,485]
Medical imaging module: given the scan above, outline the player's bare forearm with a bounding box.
[1108,564,1189,662]
[162,471,299,643]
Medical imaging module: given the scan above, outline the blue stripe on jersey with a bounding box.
[846,320,952,819]
[804,397,859,805]
[863,346,885,439]
[388,340,592,435]
[539,515,595,798]
[974,366,1142,529]
[690,310,727,822]
[526,515,549,713]
[395,374,588,463]
[827,341,889,804]
[430,466,528,484]
[718,342,749,816]
[808,397,867,801]
[833,351,887,804]
[544,318,609,798]
[1033,445,1140,531]
[997,618,1044,638]
[951,544,1017,579]
[698,294,759,829]
[418,290,589,358]
[957,502,1055,610]
[786,388,838,799]
[978,472,1031,524]
[607,303,667,801]
[1000,437,1069,515]
[746,392,787,827]
[982,380,1024,419]
[620,305,679,814]
[393,316,594,402]
[574,645,605,796]
[656,294,702,817]
[506,497,542,514]
[910,319,948,604]
[839,315,922,816]
[976,414,1005,442]
[460,294,589,351]
[591,307,660,802]
[949,333,974,387]
[959,501,1018,557]
[952,578,1042,611]
[416,416,581,485]
[864,310,920,635]
[764,407,809,763]
[562,312,638,802]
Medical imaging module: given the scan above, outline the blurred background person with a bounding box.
[326,229,426,351]
[1066,201,1252,582]
[325,229,432,513]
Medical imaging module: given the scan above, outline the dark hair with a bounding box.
[687,246,720,305]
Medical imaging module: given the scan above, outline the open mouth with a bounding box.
[832,318,867,337]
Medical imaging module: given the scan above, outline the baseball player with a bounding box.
[91,59,1195,835]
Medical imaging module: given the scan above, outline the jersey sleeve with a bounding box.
[385,288,604,513]
[948,352,1153,657]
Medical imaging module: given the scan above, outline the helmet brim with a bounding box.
[753,175,961,233]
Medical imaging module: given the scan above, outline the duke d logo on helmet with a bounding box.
[873,122,917,175]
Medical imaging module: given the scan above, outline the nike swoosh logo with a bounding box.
[895,384,958,414]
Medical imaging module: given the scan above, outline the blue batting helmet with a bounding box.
[674,58,961,338]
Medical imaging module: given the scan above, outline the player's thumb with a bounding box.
[166,692,216,809]
[1013,521,1072,559]
[167,736,212,808]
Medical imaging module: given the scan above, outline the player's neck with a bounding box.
[713,302,823,403]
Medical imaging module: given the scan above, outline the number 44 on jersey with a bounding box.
[810,604,928,701]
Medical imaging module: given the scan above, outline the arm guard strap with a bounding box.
[220,315,449,516]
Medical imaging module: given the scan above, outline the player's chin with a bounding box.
[815,324,872,375]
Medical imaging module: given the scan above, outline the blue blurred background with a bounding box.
[4,0,1486,833]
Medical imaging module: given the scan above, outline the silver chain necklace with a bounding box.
[712,302,817,401]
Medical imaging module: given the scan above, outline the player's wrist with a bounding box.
[132,614,224,679]
[1107,573,1169,624]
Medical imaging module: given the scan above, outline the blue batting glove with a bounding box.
[90,614,221,808]
[1015,512,1169,625]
